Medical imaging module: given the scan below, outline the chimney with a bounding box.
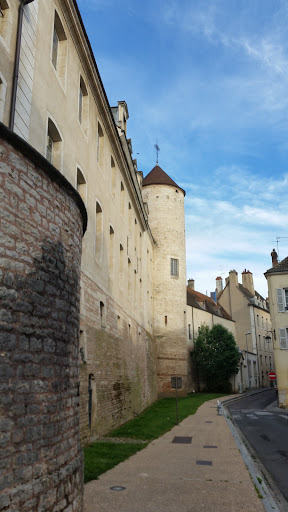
[215,276,223,296]
[136,170,143,188]
[111,100,129,135]
[271,248,278,267]
[188,279,194,290]
[242,269,255,295]
[229,270,238,288]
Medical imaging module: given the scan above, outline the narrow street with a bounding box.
[227,389,288,505]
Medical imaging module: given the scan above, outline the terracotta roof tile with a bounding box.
[142,165,185,196]
[186,287,232,320]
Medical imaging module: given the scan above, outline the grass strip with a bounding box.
[84,442,148,483]
[107,393,224,440]
[84,393,224,482]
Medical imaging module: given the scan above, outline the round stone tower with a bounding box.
[142,165,187,396]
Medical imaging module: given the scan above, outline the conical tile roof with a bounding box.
[142,165,185,196]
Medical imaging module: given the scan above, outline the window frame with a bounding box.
[279,328,288,349]
[51,10,67,89]
[170,258,179,277]
[276,288,288,312]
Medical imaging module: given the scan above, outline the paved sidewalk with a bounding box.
[84,396,265,512]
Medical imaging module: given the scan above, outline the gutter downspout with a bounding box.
[9,0,35,131]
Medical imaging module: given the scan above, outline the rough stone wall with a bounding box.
[79,272,158,444]
[0,126,86,512]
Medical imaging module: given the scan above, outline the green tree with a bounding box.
[193,324,240,393]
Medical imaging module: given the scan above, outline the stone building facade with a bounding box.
[0,124,86,511]
[0,0,190,452]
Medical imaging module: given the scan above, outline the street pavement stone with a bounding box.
[84,396,265,512]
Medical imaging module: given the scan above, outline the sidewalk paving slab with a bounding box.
[84,396,265,512]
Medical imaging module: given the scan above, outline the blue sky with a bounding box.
[77,0,288,298]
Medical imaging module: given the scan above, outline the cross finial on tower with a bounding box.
[154,141,160,164]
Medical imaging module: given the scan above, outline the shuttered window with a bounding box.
[279,328,288,349]
[277,289,285,312]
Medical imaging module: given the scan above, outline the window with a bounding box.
[79,76,88,134]
[119,244,124,286]
[100,301,105,328]
[258,334,261,349]
[165,315,167,325]
[260,355,263,365]
[171,258,179,277]
[188,324,192,340]
[51,11,67,87]
[128,258,132,295]
[0,1,11,48]
[257,315,259,327]
[279,328,288,349]
[171,377,182,389]
[120,182,125,216]
[111,156,116,196]
[277,289,288,312]
[52,24,59,69]
[95,202,103,261]
[0,72,6,122]
[109,226,114,271]
[46,118,63,170]
[76,167,86,203]
[97,122,104,165]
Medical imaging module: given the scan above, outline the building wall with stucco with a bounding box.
[265,269,288,408]
[218,270,274,391]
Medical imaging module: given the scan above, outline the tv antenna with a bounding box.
[154,141,160,164]
[271,236,288,259]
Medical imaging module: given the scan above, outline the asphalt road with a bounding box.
[227,389,288,503]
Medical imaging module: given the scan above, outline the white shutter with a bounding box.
[277,289,285,312]
[279,328,288,349]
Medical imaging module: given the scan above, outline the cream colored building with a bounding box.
[1,0,191,442]
[218,270,274,391]
[265,252,288,407]
[186,280,239,391]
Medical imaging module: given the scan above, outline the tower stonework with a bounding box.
[142,166,187,396]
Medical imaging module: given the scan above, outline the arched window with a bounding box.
[79,75,89,135]
[120,182,125,216]
[100,301,105,328]
[76,167,86,203]
[109,225,114,271]
[0,1,12,48]
[97,122,104,166]
[52,11,67,87]
[119,243,124,287]
[128,257,132,296]
[95,201,103,261]
[111,156,116,196]
[0,72,7,122]
[46,118,63,170]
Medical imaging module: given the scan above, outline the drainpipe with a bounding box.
[9,0,35,131]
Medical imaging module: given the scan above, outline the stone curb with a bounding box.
[221,392,284,512]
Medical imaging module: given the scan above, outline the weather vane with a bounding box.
[154,141,160,164]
